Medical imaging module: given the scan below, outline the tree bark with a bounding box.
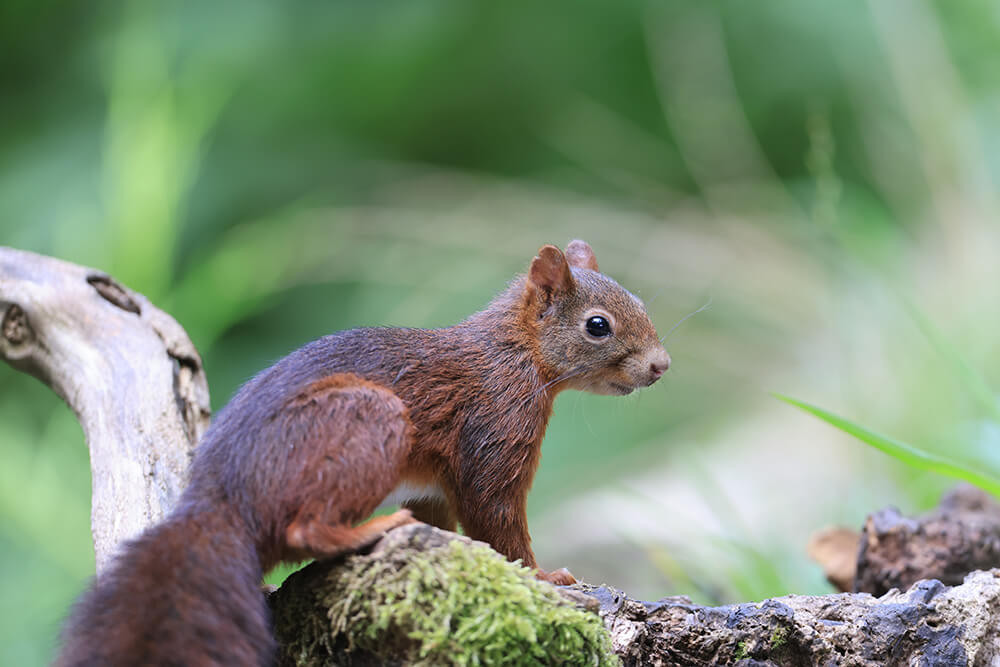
[0,247,210,573]
[855,485,1000,596]
[808,485,1000,599]
[585,569,1000,666]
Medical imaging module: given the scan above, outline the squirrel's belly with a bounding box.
[378,479,445,509]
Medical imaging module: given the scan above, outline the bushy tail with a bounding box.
[57,505,273,667]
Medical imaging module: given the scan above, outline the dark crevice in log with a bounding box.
[87,274,141,315]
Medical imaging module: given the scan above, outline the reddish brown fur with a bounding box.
[57,241,669,666]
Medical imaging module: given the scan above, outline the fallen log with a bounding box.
[586,570,1000,666]
[265,522,1000,666]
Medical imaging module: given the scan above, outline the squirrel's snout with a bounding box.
[647,348,671,384]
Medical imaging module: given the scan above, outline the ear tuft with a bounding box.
[564,240,599,271]
[529,245,574,294]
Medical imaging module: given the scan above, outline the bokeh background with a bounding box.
[3,0,999,662]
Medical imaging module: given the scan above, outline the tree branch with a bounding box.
[0,247,210,573]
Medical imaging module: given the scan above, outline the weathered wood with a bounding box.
[0,247,210,573]
[855,485,1000,596]
[585,570,1000,666]
[810,486,1000,597]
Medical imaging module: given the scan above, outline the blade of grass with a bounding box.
[775,394,1000,499]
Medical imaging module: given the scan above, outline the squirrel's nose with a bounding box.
[649,349,670,380]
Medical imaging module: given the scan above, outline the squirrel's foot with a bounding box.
[286,508,416,559]
[344,508,417,552]
[537,567,576,586]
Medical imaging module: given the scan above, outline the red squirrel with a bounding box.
[57,240,670,666]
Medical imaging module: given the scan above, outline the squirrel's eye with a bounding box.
[585,315,612,338]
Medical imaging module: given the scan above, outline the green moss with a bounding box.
[734,640,749,661]
[769,626,787,649]
[318,539,618,666]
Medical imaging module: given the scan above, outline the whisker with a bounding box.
[661,296,712,342]
[529,366,587,401]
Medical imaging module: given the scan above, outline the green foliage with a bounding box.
[777,395,1000,499]
[904,302,1000,425]
[3,0,1000,662]
[317,541,617,666]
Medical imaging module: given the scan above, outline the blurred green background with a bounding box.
[3,0,1000,663]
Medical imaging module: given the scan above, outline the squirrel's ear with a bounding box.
[529,245,574,295]
[564,239,599,271]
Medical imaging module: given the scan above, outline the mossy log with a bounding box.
[270,524,614,666]
[267,523,1000,666]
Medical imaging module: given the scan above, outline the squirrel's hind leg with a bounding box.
[276,373,414,561]
[286,508,415,558]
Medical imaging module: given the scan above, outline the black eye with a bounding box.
[585,315,612,338]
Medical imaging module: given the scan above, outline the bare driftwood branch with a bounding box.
[0,247,210,573]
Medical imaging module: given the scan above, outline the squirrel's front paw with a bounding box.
[537,567,577,586]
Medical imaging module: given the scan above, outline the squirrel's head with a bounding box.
[525,240,670,396]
